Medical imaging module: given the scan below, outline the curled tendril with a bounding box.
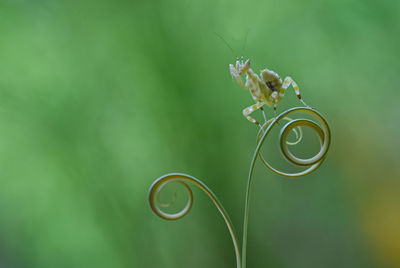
[150,178,192,219]
[281,117,303,145]
[148,173,242,268]
[256,107,331,177]
[148,107,331,268]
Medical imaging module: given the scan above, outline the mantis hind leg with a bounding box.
[280,77,309,107]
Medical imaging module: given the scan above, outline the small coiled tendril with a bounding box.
[148,107,331,268]
[148,173,242,268]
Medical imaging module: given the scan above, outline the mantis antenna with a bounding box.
[214,31,235,55]
[214,31,250,59]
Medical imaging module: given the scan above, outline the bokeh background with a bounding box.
[0,0,399,267]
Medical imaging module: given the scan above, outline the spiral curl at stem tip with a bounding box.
[148,107,330,268]
[148,173,242,267]
[256,107,331,177]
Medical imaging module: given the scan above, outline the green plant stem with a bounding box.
[241,107,331,267]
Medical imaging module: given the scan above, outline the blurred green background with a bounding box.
[0,0,399,267]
